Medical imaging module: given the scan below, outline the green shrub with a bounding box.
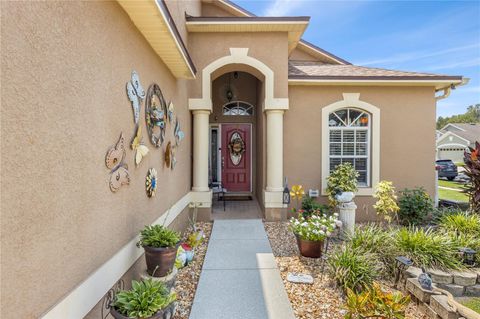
[137,225,180,248]
[326,163,358,206]
[394,227,463,270]
[348,224,398,275]
[328,245,378,293]
[398,187,433,225]
[301,196,329,218]
[113,279,176,318]
[439,211,480,235]
[373,181,400,223]
[344,282,410,319]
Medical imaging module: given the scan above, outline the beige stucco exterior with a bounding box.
[1,0,460,317]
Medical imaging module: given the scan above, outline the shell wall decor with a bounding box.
[145,168,157,197]
[131,125,149,166]
[105,133,131,192]
[145,83,167,147]
[126,70,145,124]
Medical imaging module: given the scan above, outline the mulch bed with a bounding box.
[173,222,212,319]
[264,221,428,319]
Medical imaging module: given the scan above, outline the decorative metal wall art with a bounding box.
[105,133,131,192]
[167,101,174,123]
[170,146,177,170]
[131,125,149,166]
[145,84,167,147]
[174,118,185,146]
[165,141,172,168]
[228,131,245,166]
[126,71,145,124]
[145,168,158,197]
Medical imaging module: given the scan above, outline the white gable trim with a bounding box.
[440,123,466,132]
[436,131,470,146]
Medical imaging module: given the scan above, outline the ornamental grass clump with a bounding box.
[113,279,176,318]
[290,213,341,241]
[394,227,463,270]
[439,211,480,236]
[137,225,180,248]
[328,244,379,293]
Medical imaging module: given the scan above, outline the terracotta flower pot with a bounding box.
[143,243,179,277]
[110,302,176,319]
[295,234,324,258]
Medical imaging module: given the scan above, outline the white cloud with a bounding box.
[263,0,305,16]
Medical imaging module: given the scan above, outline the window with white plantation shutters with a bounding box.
[328,108,370,186]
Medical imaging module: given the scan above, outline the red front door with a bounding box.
[221,124,251,192]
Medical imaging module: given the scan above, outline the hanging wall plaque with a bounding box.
[105,133,131,192]
[126,71,145,124]
[228,131,245,166]
[131,125,149,166]
[145,168,157,197]
[145,84,167,147]
[174,118,185,146]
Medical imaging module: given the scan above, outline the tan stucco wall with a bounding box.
[165,0,201,48]
[285,86,437,221]
[1,2,192,318]
[201,2,237,17]
[188,32,289,100]
[289,47,321,62]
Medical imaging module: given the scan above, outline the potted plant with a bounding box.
[137,225,180,277]
[111,279,176,319]
[290,213,341,258]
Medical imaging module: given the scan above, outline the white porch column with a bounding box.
[192,110,210,192]
[266,110,284,192]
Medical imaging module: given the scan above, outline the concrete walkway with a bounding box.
[189,219,295,319]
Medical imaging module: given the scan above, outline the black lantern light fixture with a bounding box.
[283,177,290,205]
[460,247,476,266]
[393,256,413,288]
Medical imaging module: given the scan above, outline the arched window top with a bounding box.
[328,107,370,127]
[223,101,254,116]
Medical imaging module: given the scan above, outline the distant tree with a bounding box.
[437,104,480,129]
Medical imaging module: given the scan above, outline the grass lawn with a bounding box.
[438,179,467,190]
[461,297,480,314]
[438,188,469,202]
[454,161,464,167]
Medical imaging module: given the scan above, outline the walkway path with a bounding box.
[189,219,295,319]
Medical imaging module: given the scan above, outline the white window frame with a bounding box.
[222,101,254,116]
[321,93,380,196]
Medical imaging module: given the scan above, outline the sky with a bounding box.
[234,0,480,118]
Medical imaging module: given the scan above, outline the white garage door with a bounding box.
[437,148,465,163]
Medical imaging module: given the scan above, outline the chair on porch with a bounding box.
[210,181,227,211]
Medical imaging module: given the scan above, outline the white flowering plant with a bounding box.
[290,213,342,241]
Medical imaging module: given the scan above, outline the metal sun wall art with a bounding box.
[126,71,145,124]
[228,131,245,166]
[145,168,157,197]
[105,133,131,192]
[131,125,149,166]
[145,83,167,147]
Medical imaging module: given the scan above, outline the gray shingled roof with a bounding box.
[441,123,480,144]
[288,61,462,80]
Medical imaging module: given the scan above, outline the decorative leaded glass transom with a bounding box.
[223,101,254,116]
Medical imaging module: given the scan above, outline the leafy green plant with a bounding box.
[328,245,378,293]
[137,225,180,248]
[439,211,480,235]
[373,181,400,223]
[348,224,398,275]
[290,213,340,241]
[344,282,410,319]
[464,141,480,212]
[326,163,359,206]
[394,227,463,270]
[398,187,433,225]
[113,279,176,318]
[448,232,480,264]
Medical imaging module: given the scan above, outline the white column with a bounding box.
[266,110,284,192]
[192,110,210,192]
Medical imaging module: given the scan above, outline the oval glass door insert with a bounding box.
[228,131,245,165]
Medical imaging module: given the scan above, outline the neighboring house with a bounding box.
[1,0,466,318]
[436,123,480,162]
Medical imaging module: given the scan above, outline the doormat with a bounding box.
[222,195,253,201]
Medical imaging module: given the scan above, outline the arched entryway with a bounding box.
[188,48,289,220]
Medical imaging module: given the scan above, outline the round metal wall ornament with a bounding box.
[145,168,158,197]
[228,131,245,166]
[145,84,167,147]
